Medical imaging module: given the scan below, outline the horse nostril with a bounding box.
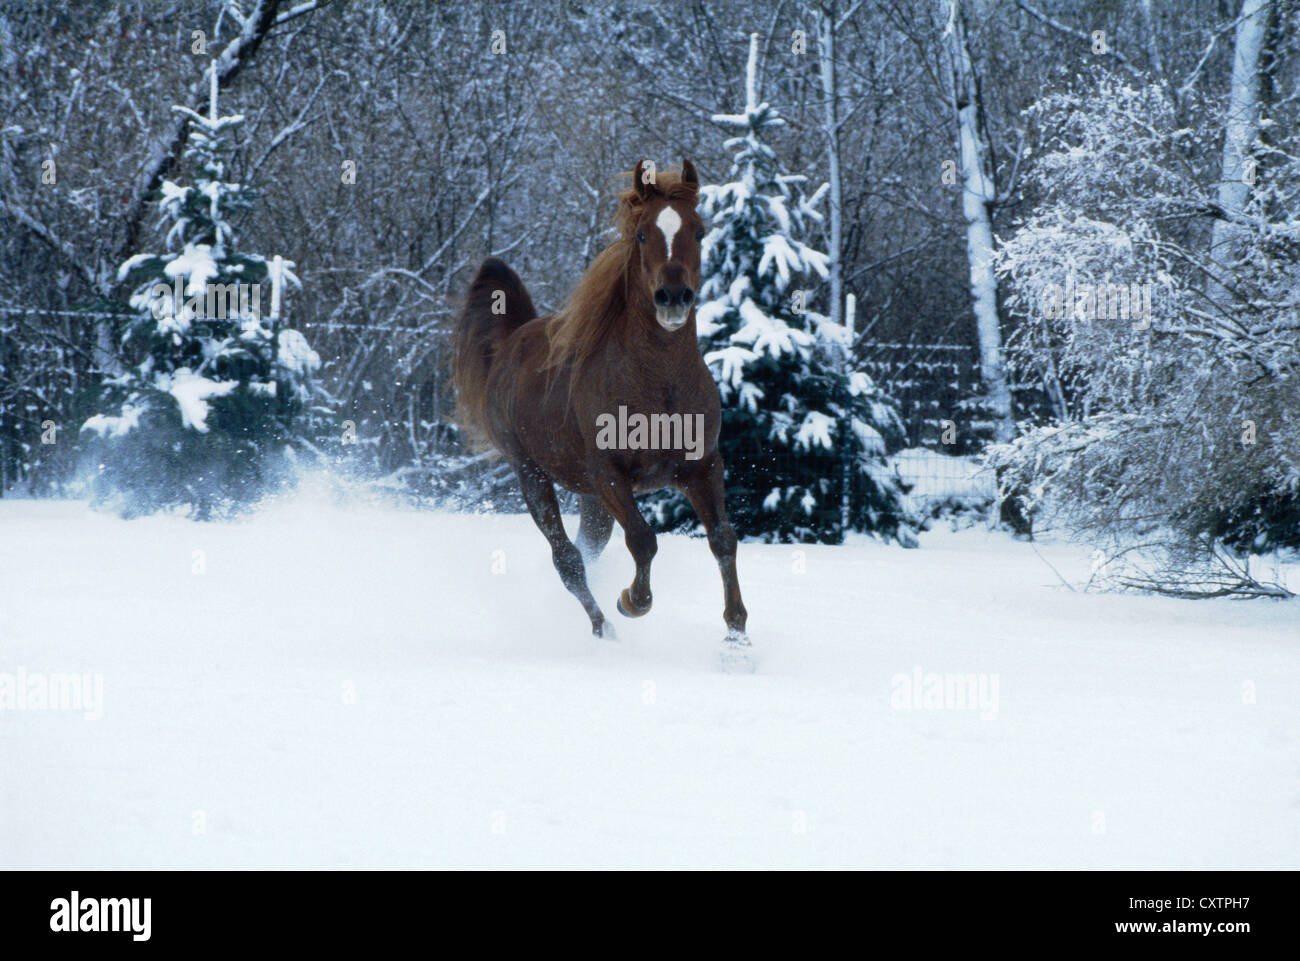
[654,288,670,307]
[680,288,694,306]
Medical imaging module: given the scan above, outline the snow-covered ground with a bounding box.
[1,491,1297,869]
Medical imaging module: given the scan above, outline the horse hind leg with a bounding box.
[515,462,613,638]
[575,495,614,562]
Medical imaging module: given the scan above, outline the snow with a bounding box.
[265,254,301,321]
[711,111,752,128]
[81,404,144,439]
[694,299,728,336]
[164,243,220,295]
[116,252,153,281]
[794,410,835,450]
[1,494,1296,869]
[164,368,238,432]
[277,328,320,377]
[733,298,814,358]
[702,344,757,396]
[759,232,828,286]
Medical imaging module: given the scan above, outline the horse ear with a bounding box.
[681,159,699,188]
[633,160,655,200]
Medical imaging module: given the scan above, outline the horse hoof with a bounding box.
[720,633,755,673]
[594,619,617,640]
[617,588,651,618]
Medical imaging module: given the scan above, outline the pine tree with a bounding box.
[82,64,327,518]
[651,34,918,545]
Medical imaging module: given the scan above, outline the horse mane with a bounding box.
[544,168,699,372]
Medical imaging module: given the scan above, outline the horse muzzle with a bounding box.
[653,284,694,331]
[655,307,691,331]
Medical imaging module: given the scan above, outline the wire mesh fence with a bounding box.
[2,302,998,515]
[860,340,985,450]
[860,339,996,512]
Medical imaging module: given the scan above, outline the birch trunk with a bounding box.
[940,0,1013,443]
[817,4,843,332]
[1207,0,1269,305]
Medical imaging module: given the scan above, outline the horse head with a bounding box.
[629,159,705,332]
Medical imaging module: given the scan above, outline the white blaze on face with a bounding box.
[656,205,682,260]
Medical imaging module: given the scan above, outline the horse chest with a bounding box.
[599,366,688,414]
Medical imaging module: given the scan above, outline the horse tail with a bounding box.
[452,257,537,443]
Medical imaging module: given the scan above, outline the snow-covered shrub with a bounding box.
[648,43,920,545]
[82,70,329,519]
[991,76,1299,595]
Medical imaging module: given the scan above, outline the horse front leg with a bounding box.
[680,454,748,640]
[597,476,657,618]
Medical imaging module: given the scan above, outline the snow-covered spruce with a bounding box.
[648,34,919,546]
[81,64,329,519]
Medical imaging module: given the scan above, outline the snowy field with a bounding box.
[1,491,1297,870]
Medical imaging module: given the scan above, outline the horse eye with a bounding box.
[636,230,646,244]
[695,228,706,241]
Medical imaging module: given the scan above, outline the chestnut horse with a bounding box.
[452,160,748,649]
